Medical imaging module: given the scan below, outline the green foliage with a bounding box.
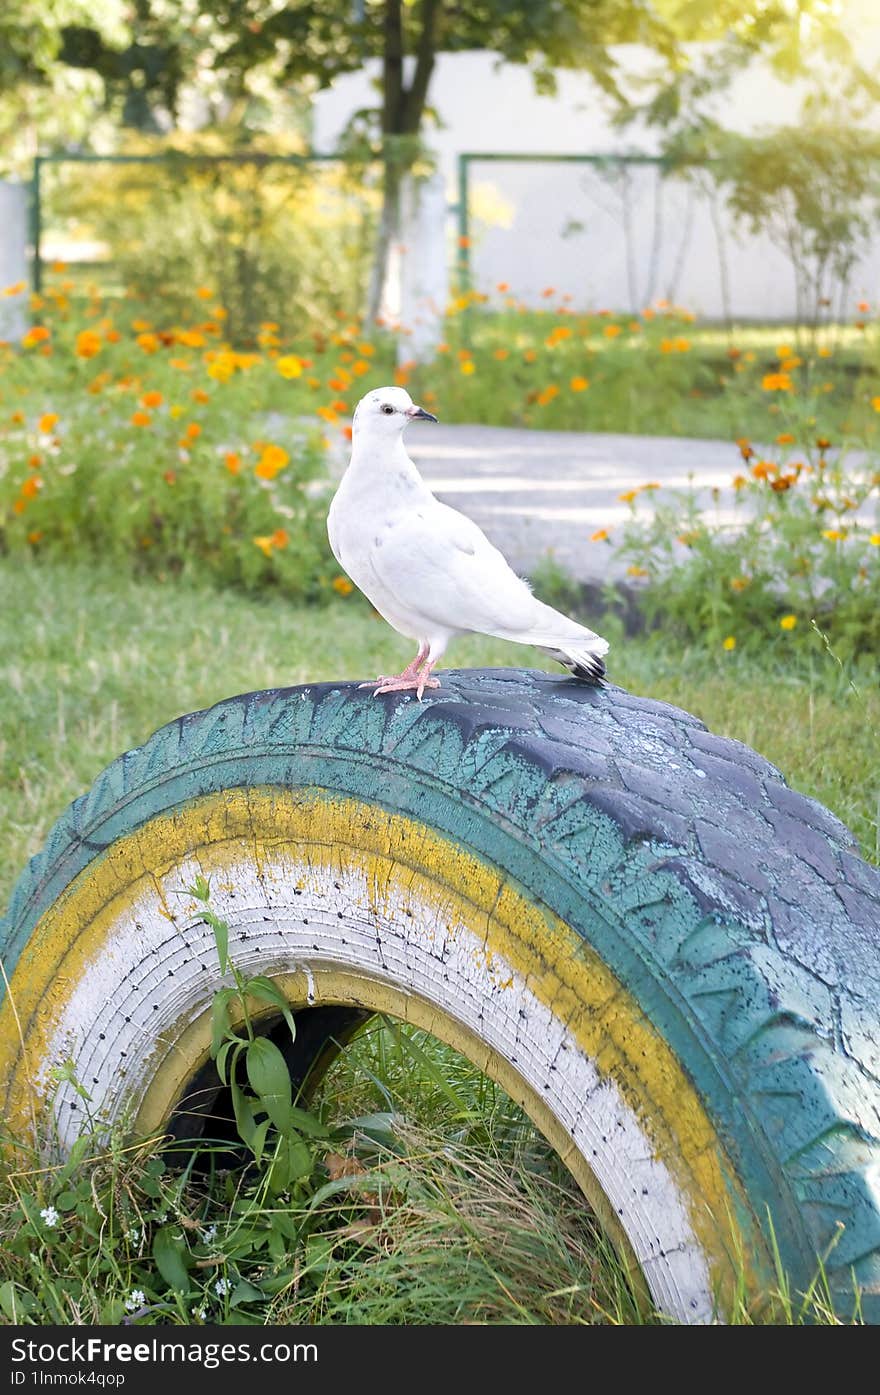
[666,121,880,332]
[611,356,880,655]
[45,148,378,340]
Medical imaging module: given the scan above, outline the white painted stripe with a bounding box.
[41,850,715,1322]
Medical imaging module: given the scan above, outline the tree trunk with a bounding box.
[367,0,441,325]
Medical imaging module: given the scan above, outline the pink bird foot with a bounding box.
[359,645,429,692]
[373,673,440,700]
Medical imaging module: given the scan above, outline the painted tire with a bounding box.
[1,669,879,1323]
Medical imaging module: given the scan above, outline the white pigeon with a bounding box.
[328,385,609,698]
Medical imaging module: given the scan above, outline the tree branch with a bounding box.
[382,0,404,136]
[401,0,443,135]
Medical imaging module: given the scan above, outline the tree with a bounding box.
[46,1,880,317]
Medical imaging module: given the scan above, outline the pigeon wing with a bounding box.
[370,501,539,637]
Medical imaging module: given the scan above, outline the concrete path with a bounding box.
[406,424,740,583]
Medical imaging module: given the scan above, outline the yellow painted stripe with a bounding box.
[0,787,760,1299]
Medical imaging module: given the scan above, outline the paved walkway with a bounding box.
[405,424,740,582]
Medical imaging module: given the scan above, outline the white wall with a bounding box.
[312,48,880,320]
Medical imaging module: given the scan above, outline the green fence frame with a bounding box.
[29,151,349,294]
[455,150,664,294]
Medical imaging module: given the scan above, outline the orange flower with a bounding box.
[762,372,793,392]
[523,349,537,363]
[332,575,354,595]
[603,324,622,339]
[22,325,50,348]
[2,280,26,297]
[136,332,160,354]
[541,287,555,297]
[38,412,59,434]
[191,388,210,404]
[277,355,304,379]
[457,235,471,248]
[496,282,509,292]
[342,425,353,441]
[21,476,42,499]
[163,470,177,485]
[196,286,213,299]
[570,376,589,392]
[751,460,778,480]
[255,443,289,479]
[352,359,370,376]
[357,342,375,357]
[822,528,846,541]
[619,489,639,503]
[75,329,102,358]
[493,348,509,361]
[176,329,205,349]
[10,410,25,424]
[140,390,163,408]
[331,399,349,412]
[776,432,795,445]
[858,300,870,313]
[271,528,289,549]
[28,454,41,469]
[729,577,750,592]
[26,530,43,544]
[170,357,193,372]
[590,529,609,542]
[535,385,559,406]
[131,319,153,332]
[130,410,151,427]
[184,422,202,440]
[316,405,339,423]
[224,451,241,474]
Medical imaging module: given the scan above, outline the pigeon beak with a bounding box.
[407,405,438,423]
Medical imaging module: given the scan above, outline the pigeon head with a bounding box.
[352,386,438,438]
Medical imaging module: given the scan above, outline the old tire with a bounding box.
[1,669,879,1323]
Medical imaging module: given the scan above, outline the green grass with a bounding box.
[0,559,877,1325]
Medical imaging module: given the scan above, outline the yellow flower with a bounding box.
[603,324,622,338]
[460,360,475,375]
[170,404,184,419]
[590,529,609,542]
[626,564,649,578]
[570,376,589,391]
[869,534,880,546]
[196,286,214,299]
[822,528,846,541]
[722,636,736,651]
[332,575,354,595]
[176,329,205,349]
[779,614,797,630]
[619,489,639,504]
[730,577,750,592]
[818,346,832,358]
[276,355,304,379]
[2,280,25,297]
[776,343,793,359]
[38,412,59,434]
[253,535,274,558]
[872,397,880,413]
[255,443,289,480]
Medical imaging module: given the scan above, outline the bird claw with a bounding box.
[372,676,440,701]
[358,677,394,689]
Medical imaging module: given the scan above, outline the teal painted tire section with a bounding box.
[1,669,879,1320]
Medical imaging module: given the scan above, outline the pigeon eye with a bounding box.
[381,403,394,415]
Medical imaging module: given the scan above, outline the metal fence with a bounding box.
[455,151,880,322]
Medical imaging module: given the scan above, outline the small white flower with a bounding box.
[127,1227,141,1244]
[201,1224,218,1243]
[193,1307,207,1321]
[125,1290,146,1312]
[40,1206,59,1228]
[214,1277,230,1298]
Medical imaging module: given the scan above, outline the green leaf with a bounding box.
[189,875,211,903]
[287,1105,330,1139]
[246,1037,292,1132]
[250,1116,271,1166]
[153,1226,191,1293]
[245,976,296,1042]
[230,1080,258,1149]
[230,1280,264,1308]
[0,1281,36,1321]
[268,1133,313,1194]
[210,912,229,973]
[210,987,236,1059]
